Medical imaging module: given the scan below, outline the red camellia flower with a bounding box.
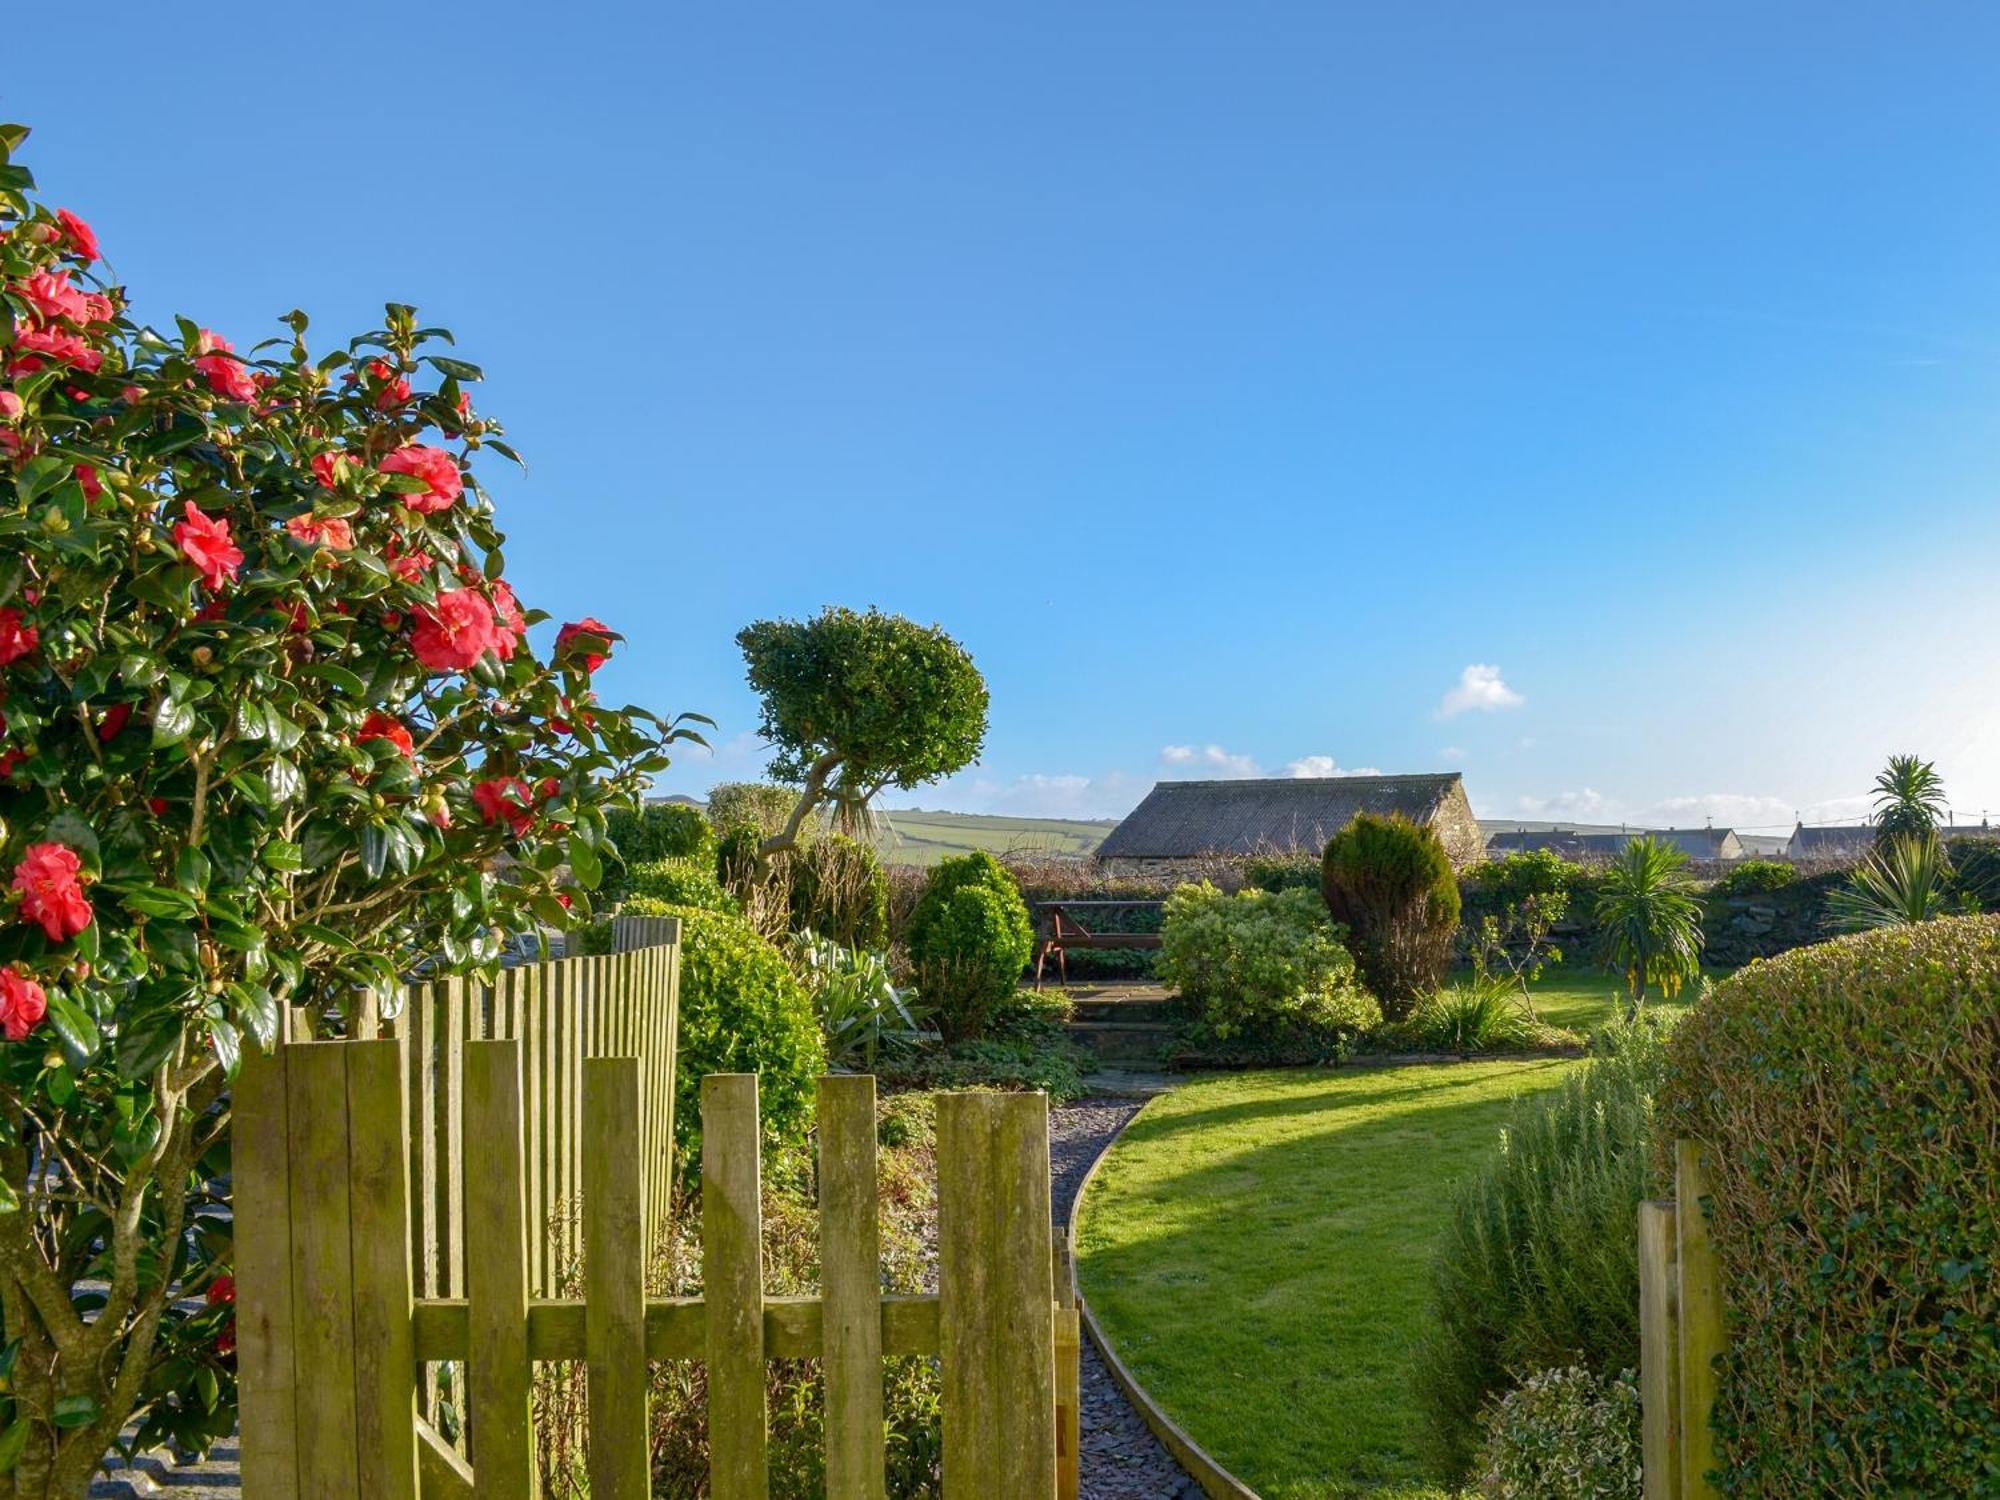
[0,609,37,667]
[9,324,102,375]
[285,513,354,550]
[17,269,91,325]
[76,464,102,502]
[357,711,416,759]
[0,966,48,1042]
[206,1274,236,1307]
[97,703,132,741]
[11,842,93,944]
[174,501,245,590]
[410,589,496,673]
[54,209,99,263]
[192,330,258,403]
[473,776,536,836]
[0,391,21,421]
[309,451,353,490]
[378,444,463,515]
[215,1322,236,1359]
[555,617,613,673]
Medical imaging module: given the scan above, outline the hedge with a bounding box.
[1654,918,2000,1495]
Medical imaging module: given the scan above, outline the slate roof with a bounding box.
[1487,826,1744,861]
[1096,774,1465,859]
[1787,824,1875,858]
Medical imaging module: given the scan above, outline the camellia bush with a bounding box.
[0,127,699,1495]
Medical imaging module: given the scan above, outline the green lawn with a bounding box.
[1517,965,1719,1035]
[1074,1059,1581,1499]
[868,808,1116,866]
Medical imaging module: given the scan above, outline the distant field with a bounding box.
[869,808,1117,867]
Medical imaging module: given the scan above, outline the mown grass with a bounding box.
[1074,1059,1580,1499]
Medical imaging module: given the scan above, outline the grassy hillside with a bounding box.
[869,808,1117,867]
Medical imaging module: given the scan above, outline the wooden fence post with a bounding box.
[704,1073,769,1499]
[819,1074,886,1500]
[234,1038,299,1500]
[465,1041,535,1498]
[344,1041,420,1500]
[937,1091,1058,1500]
[584,1057,650,1500]
[1675,1140,1724,1500]
[1637,1199,1681,1500]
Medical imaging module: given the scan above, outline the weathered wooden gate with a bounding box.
[234,1038,1072,1496]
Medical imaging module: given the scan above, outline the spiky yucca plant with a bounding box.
[1827,833,1953,931]
[1594,836,1703,1020]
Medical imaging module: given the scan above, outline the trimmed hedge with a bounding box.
[1654,918,2000,1496]
[627,857,738,915]
[603,802,715,902]
[623,899,824,1161]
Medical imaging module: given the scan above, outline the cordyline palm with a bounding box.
[1873,754,1947,843]
[1828,833,1953,932]
[1594,836,1703,1020]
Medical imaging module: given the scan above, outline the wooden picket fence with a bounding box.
[1637,1140,1726,1500]
[372,915,681,1299]
[234,1036,1077,1496]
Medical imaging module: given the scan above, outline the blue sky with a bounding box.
[14,3,2000,832]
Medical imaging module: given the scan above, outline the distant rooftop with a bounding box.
[1097,774,1465,859]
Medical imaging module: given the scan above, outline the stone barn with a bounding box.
[1094,773,1486,876]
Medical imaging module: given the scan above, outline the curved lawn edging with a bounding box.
[1065,1100,1263,1500]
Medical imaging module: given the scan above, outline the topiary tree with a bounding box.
[0,128,698,1494]
[705,781,807,846]
[1654,918,2000,1496]
[788,832,890,950]
[1320,813,1460,1020]
[736,607,987,861]
[622,899,824,1162]
[904,852,1033,1041]
[1593,836,1702,1019]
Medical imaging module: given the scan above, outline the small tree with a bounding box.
[1593,837,1702,1019]
[1320,814,1461,1020]
[1872,753,1946,844]
[0,130,696,1496]
[736,608,987,861]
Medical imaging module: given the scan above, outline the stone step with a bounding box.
[1066,1020,1175,1064]
[1070,997,1176,1025]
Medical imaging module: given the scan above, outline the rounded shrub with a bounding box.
[1415,1024,1667,1485]
[626,857,738,915]
[788,832,891,950]
[1653,918,2000,1496]
[1159,883,1379,1060]
[624,900,824,1161]
[1321,813,1461,1019]
[1476,1366,1642,1500]
[905,853,1034,1041]
[1710,857,1796,897]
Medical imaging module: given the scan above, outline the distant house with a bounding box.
[1095,773,1486,875]
[1786,823,1874,862]
[1486,826,1747,863]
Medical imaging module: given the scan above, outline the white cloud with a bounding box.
[1515,788,1614,820]
[1440,746,1467,762]
[1160,744,1263,778]
[1439,663,1525,718]
[1284,755,1382,778]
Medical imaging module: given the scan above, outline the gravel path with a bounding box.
[1052,1098,1206,1500]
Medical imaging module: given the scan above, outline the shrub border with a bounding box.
[1065,1100,1264,1500]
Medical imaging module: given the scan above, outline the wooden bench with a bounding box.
[1032,900,1165,989]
